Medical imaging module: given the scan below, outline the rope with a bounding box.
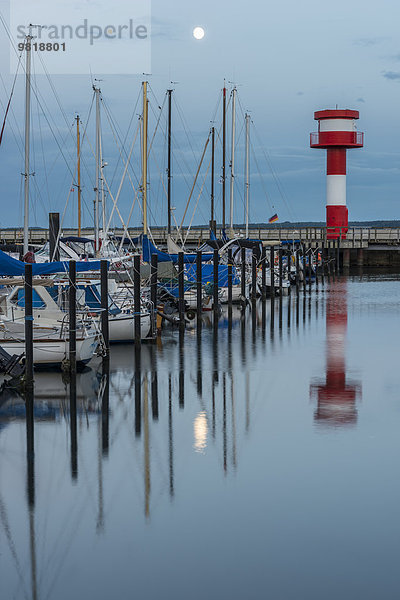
[0,52,21,146]
[178,133,211,232]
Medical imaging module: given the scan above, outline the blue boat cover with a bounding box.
[0,249,104,276]
[142,235,213,264]
[221,229,229,243]
[158,281,195,299]
[185,264,240,287]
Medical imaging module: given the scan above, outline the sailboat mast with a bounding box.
[167,89,172,235]
[94,86,101,253]
[211,126,215,233]
[99,128,106,234]
[142,81,148,236]
[245,113,250,238]
[229,87,237,235]
[76,115,82,237]
[23,31,32,255]
[222,84,226,231]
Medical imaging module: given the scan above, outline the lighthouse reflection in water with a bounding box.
[311,278,361,427]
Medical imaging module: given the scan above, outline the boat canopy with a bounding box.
[0,249,104,277]
[61,236,93,244]
[142,235,213,264]
[185,264,240,287]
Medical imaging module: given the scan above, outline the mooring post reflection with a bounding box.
[179,328,185,409]
[102,361,110,456]
[24,386,38,600]
[168,374,174,499]
[213,316,219,383]
[134,346,141,437]
[241,310,246,366]
[150,345,159,421]
[231,374,237,470]
[97,399,105,533]
[143,374,151,519]
[270,296,275,341]
[70,374,78,480]
[311,278,361,427]
[251,300,257,346]
[25,389,35,509]
[197,326,203,398]
[223,373,227,474]
[261,299,266,343]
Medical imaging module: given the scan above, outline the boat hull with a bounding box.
[109,312,151,342]
[0,335,99,368]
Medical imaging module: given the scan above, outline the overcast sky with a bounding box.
[0,0,399,230]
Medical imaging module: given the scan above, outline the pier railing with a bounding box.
[310,131,364,147]
[1,226,400,248]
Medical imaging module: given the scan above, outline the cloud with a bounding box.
[354,37,387,47]
[382,71,400,81]
[296,91,304,96]
[151,17,181,40]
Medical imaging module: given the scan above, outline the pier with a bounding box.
[2,225,400,268]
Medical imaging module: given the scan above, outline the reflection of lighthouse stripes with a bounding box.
[326,314,347,388]
[310,280,361,427]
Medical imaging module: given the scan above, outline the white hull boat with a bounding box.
[0,324,99,368]
[109,312,152,342]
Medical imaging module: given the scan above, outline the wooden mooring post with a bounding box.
[241,247,246,304]
[270,246,275,298]
[196,251,202,321]
[228,248,233,308]
[134,254,141,347]
[178,252,185,326]
[252,251,257,301]
[100,260,109,359]
[213,249,219,315]
[69,260,77,376]
[261,246,267,300]
[150,254,158,336]
[24,263,34,389]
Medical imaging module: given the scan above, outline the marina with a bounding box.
[1,1,400,596]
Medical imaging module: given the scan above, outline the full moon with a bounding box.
[193,27,205,40]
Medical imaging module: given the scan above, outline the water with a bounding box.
[1,273,400,600]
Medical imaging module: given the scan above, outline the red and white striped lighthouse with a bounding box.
[310,109,364,239]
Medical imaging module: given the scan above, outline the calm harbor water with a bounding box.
[1,273,400,600]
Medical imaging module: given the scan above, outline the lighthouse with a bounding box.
[310,109,363,240]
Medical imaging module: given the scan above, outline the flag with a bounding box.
[269,213,278,223]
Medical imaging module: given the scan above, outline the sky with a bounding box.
[0,0,399,231]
